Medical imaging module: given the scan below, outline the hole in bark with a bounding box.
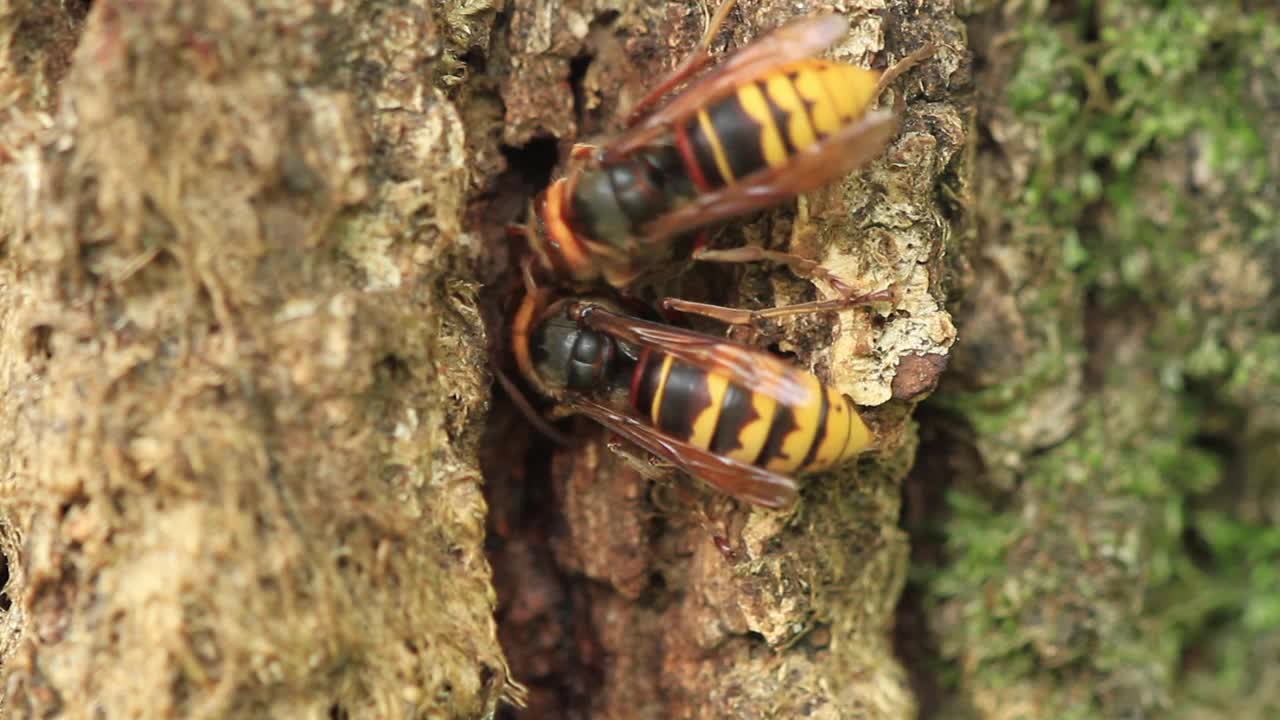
[646,571,666,595]
[27,324,54,361]
[483,396,604,716]
[1189,429,1235,465]
[375,353,409,383]
[328,702,349,720]
[468,135,562,252]
[569,51,593,126]
[0,550,10,612]
[1181,524,1215,571]
[499,136,560,198]
[766,343,796,362]
[461,46,487,74]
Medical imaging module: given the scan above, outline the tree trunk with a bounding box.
[903,1,1280,718]
[1,0,1273,718]
[1,0,510,716]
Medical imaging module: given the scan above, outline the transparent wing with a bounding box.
[573,304,818,408]
[569,396,800,509]
[605,14,852,159]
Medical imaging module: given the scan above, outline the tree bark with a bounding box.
[1,0,963,716]
[11,0,1273,719]
[905,2,1280,718]
[2,0,510,716]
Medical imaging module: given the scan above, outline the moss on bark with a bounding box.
[31,0,1280,717]
[914,1,1280,717]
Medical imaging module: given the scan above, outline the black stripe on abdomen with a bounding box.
[799,387,830,470]
[759,81,801,157]
[708,93,768,181]
[709,383,756,456]
[656,360,711,442]
[755,403,799,469]
[631,349,662,417]
[683,114,729,190]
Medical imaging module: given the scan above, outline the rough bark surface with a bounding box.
[0,0,967,716]
[1,0,512,716]
[904,1,1280,718]
[13,0,1273,719]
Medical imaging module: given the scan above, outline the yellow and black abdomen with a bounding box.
[675,59,881,191]
[629,346,871,475]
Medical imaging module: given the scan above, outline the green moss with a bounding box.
[1009,0,1275,299]
[934,340,1077,438]
[1226,334,1280,400]
[924,0,1280,716]
[931,398,1209,707]
[1153,512,1280,715]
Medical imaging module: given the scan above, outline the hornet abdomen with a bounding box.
[628,346,870,474]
